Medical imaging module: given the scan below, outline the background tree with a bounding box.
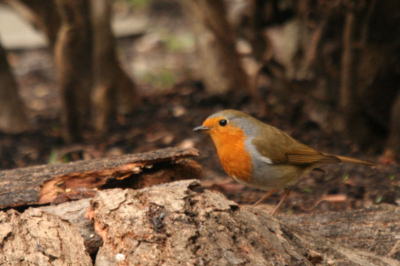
[2,0,60,50]
[221,0,400,158]
[0,41,29,133]
[179,0,249,95]
[1,0,138,142]
[90,0,138,135]
[1,0,400,160]
[54,0,93,142]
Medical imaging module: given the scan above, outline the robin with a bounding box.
[194,109,375,215]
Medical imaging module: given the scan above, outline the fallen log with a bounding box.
[0,208,92,265]
[0,147,201,208]
[40,199,101,254]
[2,179,399,265]
[85,179,398,265]
[38,192,400,263]
[277,204,400,261]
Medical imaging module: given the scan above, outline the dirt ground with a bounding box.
[1,4,399,216]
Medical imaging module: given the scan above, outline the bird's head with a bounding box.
[193,110,255,147]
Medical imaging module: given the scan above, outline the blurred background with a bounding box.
[0,0,399,214]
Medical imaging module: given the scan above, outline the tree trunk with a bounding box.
[0,42,29,134]
[340,11,357,121]
[339,1,400,150]
[54,0,93,143]
[179,0,249,95]
[0,147,200,209]
[339,9,378,148]
[90,0,138,135]
[385,90,400,159]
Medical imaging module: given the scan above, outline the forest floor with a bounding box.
[1,2,399,216]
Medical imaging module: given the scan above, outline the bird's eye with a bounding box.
[219,119,227,126]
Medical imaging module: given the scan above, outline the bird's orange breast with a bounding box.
[208,124,253,182]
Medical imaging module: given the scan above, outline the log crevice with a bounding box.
[0,147,201,208]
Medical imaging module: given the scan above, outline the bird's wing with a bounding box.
[252,131,340,165]
[285,147,341,165]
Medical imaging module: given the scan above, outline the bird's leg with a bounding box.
[253,189,277,207]
[272,188,292,216]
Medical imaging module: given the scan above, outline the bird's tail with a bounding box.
[334,155,376,166]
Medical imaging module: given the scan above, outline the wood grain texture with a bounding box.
[279,204,400,261]
[41,199,102,254]
[0,208,92,265]
[0,147,200,208]
[87,179,398,266]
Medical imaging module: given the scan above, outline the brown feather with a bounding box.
[334,155,376,166]
[286,153,341,165]
[252,128,322,164]
[252,122,375,167]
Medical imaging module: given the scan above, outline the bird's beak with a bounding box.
[193,125,211,132]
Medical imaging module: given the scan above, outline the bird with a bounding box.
[193,109,375,216]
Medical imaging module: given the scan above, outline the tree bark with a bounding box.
[281,204,400,260]
[54,0,93,143]
[179,0,249,95]
[340,11,356,118]
[86,179,398,265]
[339,9,374,145]
[2,179,399,264]
[90,0,138,135]
[0,42,30,134]
[40,199,102,254]
[385,90,400,159]
[0,209,92,265]
[33,181,400,262]
[0,147,200,209]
